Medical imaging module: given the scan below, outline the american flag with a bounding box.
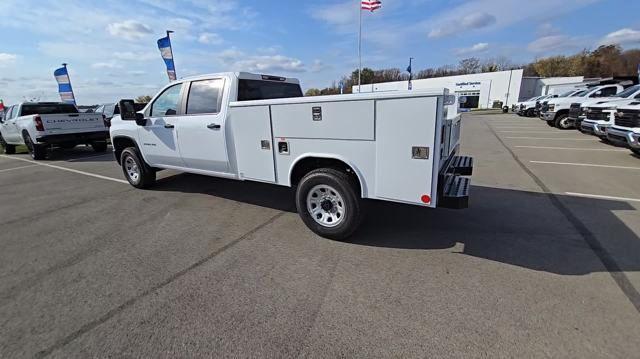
[361,0,381,12]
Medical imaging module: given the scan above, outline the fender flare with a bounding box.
[288,153,368,197]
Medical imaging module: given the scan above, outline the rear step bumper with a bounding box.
[36,131,109,144]
[439,155,473,209]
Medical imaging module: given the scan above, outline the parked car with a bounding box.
[541,84,625,129]
[0,102,108,159]
[607,102,640,155]
[95,102,147,127]
[517,96,545,117]
[537,89,585,120]
[579,85,640,138]
[514,96,543,116]
[110,72,474,239]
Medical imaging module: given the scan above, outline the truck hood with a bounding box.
[585,98,638,109]
[547,97,585,106]
[616,103,640,111]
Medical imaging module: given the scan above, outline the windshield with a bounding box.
[613,85,640,98]
[571,90,588,97]
[558,90,578,97]
[237,80,303,101]
[20,103,78,116]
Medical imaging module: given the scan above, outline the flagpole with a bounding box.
[167,30,176,80]
[358,1,362,93]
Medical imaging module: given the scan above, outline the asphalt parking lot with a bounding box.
[1,111,639,358]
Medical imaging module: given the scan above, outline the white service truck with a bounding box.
[110,72,473,239]
[579,85,640,138]
[0,102,108,159]
[541,84,624,129]
[607,102,640,156]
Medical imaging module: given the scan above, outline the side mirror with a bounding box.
[118,99,146,126]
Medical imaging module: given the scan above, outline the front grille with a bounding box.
[568,103,581,119]
[615,110,640,127]
[586,108,610,122]
[541,102,549,112]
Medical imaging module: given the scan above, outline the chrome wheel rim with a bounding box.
[124,156,140,183]
[559,117,570,129]
[306,184,346,228]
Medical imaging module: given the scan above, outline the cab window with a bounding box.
[151,84,182,117]
[186,79,224,115]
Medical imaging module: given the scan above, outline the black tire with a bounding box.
[555,114,572,130]
[631,148,640,156]
[23,134,46,160]
[295,168,363,240]
[0,134,16,154]
[120,147,156,188]
[91,141,108,153]
[546,120,555,127]
[526,108,534,117]
[59,142,77,149]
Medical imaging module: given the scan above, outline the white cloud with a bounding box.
[91,62,123,69]
[599,28,640,46]
[219,49,306,73]
[455,43,490,56]
[198,32,223,45]
[107,20,153,40]
[0,53,17,67]
[527,35,574,53]
[310,1,356,26]
[113,51,157,62]
[429,12,496,38]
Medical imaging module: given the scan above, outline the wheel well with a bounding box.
[112,136,138,164]
[290,157,362,195]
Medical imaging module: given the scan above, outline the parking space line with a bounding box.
[515,146,627,152]
[530,160,640,170]
[566,192,640,203]
[0,155,128,184]
[0,164,38,173]
[506,137,594,140]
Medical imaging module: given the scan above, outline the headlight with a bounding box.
[548,104,555,111]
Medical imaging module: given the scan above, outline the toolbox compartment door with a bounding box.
[374,97,438,206]
[229,105,276,183]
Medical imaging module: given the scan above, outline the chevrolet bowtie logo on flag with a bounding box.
[361,0,382,12]
[53,65,76,105]
[157,31,177,81]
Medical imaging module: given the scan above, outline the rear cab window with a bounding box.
[237,79,303,101]
[20,104,78,116]
[186,79,224,114]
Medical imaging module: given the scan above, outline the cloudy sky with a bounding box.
[0,0,639,105]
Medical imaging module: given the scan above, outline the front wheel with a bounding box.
[546,120,555,127]
[631,148,640,156]
[555,114,572,130]
[120,147,156,188]
[295,168,363,240]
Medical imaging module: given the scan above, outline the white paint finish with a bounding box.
[374,97,438,206]
[0,155,128,184]
[516,146,627,152]
[530,161,640,170]
[275,139,376,197]
[0,164,38,173]
[500,131,568,133]
[271,100,375,141]
[566,192,640,203]
[229,105,276,183]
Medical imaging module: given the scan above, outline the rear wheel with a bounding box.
[120,147,156,188]
[295,168,362,240]
[23,134,46,160]
[91,141,108,153]
[0,134,16,154]
[555,114,572,130]
[631,148,640,156]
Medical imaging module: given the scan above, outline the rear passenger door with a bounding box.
[2,106,21,143]
[176,78,229,173]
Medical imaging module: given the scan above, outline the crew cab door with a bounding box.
[138,83,185,167]
[176,78,229,173]
[1,106,21,143]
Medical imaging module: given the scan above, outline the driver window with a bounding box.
[151,84,182,117]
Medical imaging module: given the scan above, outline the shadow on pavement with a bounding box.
[152,173,640,277]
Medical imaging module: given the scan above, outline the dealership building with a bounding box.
[353,70,587,109]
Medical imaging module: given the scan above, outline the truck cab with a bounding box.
[110,72,472,239]
[542,84,624,129]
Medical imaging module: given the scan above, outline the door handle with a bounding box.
[207,123,221,130]
[164,124,175,129]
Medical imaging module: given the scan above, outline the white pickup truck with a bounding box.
[0,102,108,159]
[110,72,473,239]
[579,85,640,138]
[541,84,624,129]
[607,102,640,156]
